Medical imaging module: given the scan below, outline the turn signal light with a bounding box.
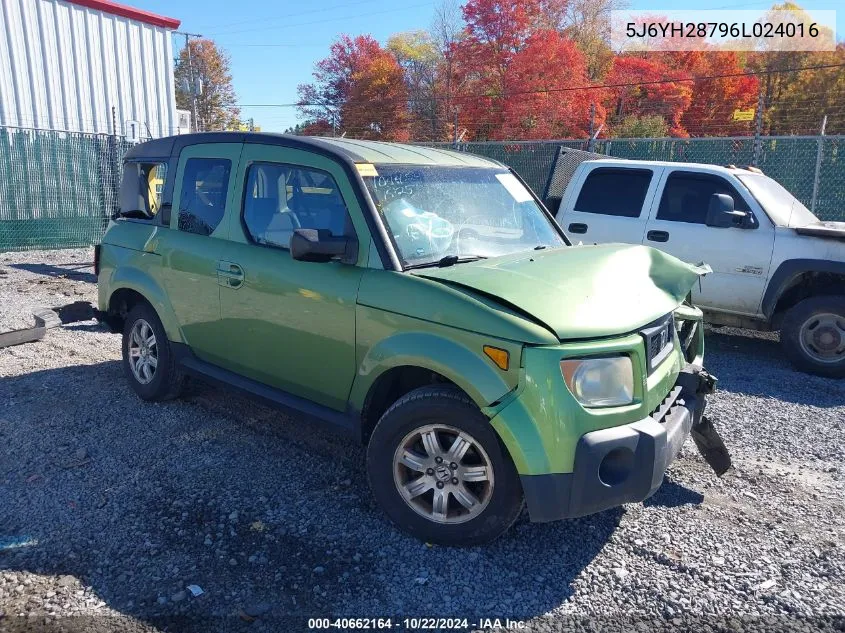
[483,345,509,371]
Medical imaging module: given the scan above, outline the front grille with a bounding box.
[650,385,683,423]
[641,315,674,374]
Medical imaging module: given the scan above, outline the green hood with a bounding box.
[413,244,710,340]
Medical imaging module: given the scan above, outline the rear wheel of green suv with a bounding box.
[122,302,184,401]
[366,385,523,546]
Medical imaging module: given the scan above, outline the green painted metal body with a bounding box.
[98,136,708,478]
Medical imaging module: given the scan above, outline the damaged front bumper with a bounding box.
[519,365,729,522]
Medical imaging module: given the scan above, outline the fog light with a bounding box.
[598,447,635,486]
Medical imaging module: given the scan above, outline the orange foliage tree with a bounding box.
[297,35,410,141]
[605,56,692,137]
[451,0,596,140]
[660,51,759,137]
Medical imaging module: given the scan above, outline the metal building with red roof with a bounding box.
[0,0,183,137]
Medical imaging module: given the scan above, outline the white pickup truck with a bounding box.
[549,152,845,377]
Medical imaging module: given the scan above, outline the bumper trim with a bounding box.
[521,365,709,523]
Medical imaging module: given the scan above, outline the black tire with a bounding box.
[781,295,845,378]
[122,302,185,401]
[366,385,523,546]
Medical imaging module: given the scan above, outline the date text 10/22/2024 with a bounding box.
[307,617,527,630]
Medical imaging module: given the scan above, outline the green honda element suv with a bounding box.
[96,133,729,546]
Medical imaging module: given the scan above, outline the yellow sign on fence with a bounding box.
[733,109,755,121]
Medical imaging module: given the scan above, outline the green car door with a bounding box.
[216,144,370,411]
[156,142,243,366]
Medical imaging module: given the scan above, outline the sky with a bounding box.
[135,0,844,133]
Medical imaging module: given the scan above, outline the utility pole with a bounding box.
[175,31,202,132]
[587,103,596,152]
[453,108,458,148]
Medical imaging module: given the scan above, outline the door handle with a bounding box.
[568,222,588,234]
[216,261,244,289]
[647,230,669,243]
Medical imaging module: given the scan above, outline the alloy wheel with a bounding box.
[128,318,158,384]
[393,424,494,524]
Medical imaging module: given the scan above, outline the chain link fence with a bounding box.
[0,127,133,252]
[1,128,843,252]
[433,135,845,222]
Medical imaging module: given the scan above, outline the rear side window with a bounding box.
[574,168,652,218]
[178,158,232,235]
[141,163,167,215]
[242,162,350,249]
[119,161,167,219]
[657,172,749,224]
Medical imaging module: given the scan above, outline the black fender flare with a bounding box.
[762,259,845,319]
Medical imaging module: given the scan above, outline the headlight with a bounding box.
[560,355,634,407]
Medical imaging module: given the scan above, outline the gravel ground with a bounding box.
[1,248,844,633]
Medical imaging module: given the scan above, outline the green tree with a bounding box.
[175,39,240,132]
[768,44,845,134]
[611,114,669,138]
[747,2,835,134]
[387,31,443,140]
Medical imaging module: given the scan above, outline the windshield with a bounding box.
[737,173,818,228]
[362,165,565,267]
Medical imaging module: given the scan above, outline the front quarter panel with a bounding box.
[348,268,558,415]
[349,306,523,413]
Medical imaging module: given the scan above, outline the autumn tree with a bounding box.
[387,31,443,140]
[431,0,464,139]
[298,35,410,141]
[500,31,599,139]
[660,51,759,137]
[766,44,845,134]
[535,0,622,80]
[745,2,835,134]
[605,55,692,137]
[174,39,239,132]
[451,0,596,140]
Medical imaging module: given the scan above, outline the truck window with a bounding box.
[242,162,350,249]
[657,172,749,224]
[573,168,652,218]
[178,158,232,236]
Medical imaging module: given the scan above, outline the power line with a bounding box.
[237,62,845,109]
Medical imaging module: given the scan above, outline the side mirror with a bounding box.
[118,163,154,219]
[705,193,747,228]
[290,228,356,263]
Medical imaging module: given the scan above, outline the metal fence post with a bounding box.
[752,90,764,167]
[810,115,828,214]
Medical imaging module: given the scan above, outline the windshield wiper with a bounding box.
[405,255,487,270]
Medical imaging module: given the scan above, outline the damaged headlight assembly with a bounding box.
[560,355,634,407]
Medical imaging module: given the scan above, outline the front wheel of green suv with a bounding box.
[122,302,185,402]
[366,386,523,546]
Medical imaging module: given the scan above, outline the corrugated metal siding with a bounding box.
[0,0,177,137]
